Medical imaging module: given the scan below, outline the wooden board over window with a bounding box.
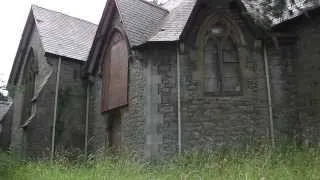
[102,32,128,112]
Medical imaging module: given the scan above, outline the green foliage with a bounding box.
[0,78,5,90]
[1,146,320,180]
[0,78,8,100]
[0,151,24,179]
[243,0,320,28]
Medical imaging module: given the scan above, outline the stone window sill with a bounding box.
[204,91,242,97]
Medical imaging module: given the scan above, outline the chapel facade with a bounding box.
[2,0,320,159]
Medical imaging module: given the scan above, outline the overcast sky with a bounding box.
[0,0,107,84]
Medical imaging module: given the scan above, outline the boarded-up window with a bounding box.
[102,32,128,112]
[203,24,241,95]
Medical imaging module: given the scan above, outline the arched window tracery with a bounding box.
[21,50,38,125]
[200,18,242,95]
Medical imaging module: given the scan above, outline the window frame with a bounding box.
[196,15,246,97]
[203,35,241,96]
[21,49,38,127]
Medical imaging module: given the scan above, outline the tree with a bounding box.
[242,0,320,28]
[0,76,8,101]
[0,92,6,101]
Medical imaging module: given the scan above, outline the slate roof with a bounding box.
[148,0,197,42]
[117,0,320,45]
[117,0,169,46]
[32,5,97,61]
[115,0,197,46]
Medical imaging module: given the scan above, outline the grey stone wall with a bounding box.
[89,2,270,159]
[9,24,52,157]
[12,55,86,158]
[141,46,178,158]
[293,16,320,145]
[48,56,86,152]
[267,44,299,143]
[121,53,146,157]
[88,75,108,154]
[24,68,55,157]
[9,23,87,157]
[271,13,320,145]
[89,1,320,160]
[179,5,270,151]
[88,45,177,159]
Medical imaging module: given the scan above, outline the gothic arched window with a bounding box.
[202,21,241,95]
[21,50,38,125]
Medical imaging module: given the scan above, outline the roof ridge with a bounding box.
[31,4,97,26]
[135,0,169,12]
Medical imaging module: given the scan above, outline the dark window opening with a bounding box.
[203,22,241,96]
[21,50,38,124]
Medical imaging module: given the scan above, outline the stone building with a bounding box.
[270,5,320,146]
[85,0,320,159]
[6,5,97,157]
[85,0,269,158]
[4,0,320,159]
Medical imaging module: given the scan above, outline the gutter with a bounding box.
[50,56,62,162]
[263,41,275,148]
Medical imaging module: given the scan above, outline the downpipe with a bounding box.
[84,80,90,159]
[263,41,275,148]
[177,42,182,154]
[51,56,62,162]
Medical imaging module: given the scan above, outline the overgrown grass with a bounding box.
[1,147,320,180]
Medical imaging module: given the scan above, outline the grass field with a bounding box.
[1,147,320,180]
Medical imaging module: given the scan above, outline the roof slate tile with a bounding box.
[117,0,168,46]
[32,5,97,61]
[148,0,197,42]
